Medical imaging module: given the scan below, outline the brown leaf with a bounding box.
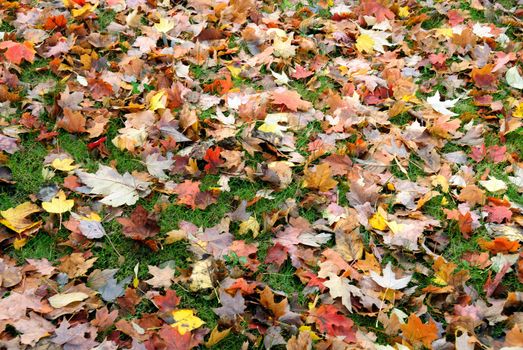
[57,108,87,133]
[117,205,160,241]
[58,252,97,278]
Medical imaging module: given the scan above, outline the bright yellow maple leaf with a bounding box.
[171,309,205,335]
[51,158,77,172]
[355,34,374,53]
[0,202,41,234]
[42,191,74,214]
[369,209,388,231]
[149,90,167,111]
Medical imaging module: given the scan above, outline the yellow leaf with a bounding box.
[0,202,41,234]
[149,90,167,111]
[431,175,449,193]
[205,326,231,348]
[355,34,374,53]
[171,309,205,335]
[154,17,175,33]
[71,3,96,18]
[226,65,242,79]
[369,208,388,231]
[436,28,453,38]
[238,216,260,237]
[299,325,320,341]
[398,6,410,18]
[42,191,74,214]
[513,103,523,118]
[13,237,27,250]
[387,220,404,234]
[51,158,77,172]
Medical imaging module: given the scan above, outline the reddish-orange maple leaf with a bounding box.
[308,304,356,343]
[471,64,497,89]
[0,41,35,64]
[172,180,201,209]
[203,146,223,173]
[478,237,520,254]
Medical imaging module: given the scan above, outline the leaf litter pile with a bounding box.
[1,0,523,349]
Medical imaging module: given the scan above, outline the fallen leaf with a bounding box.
[48,292,89,308]
[42,190,74,214]
[171,309,205,335]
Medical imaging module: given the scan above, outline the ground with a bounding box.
[0,0,523,349]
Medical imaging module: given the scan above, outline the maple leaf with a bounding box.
[400,314,438,349]
[172,180,201,209]
[213,290,246,318]
[427,91,459,116]
[157,324,193,350]
[471,64,497,89]
[91,307,119,331]
[145,153,174,180]
[203,146,224,173]
[271,88,312,112]
[171,309,205,335]
[56,108,87,132]
[153,289,181,312]
[323,273,362,312]
[145,265,175,289]
[370,262,412,290]
[308,304,356,343]
[76,165,151,207]
[478,237,520,254]
[117,205,160,242]
[0,41,35,64]
[302,163,337,192]
[483,204,512,223]
[42,190,74,214]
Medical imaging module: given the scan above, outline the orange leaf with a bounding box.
[303,163,337,192]
[0,41,35,65]
[478,237,520,254]
[471,64,497,89]
[400,314,438,349]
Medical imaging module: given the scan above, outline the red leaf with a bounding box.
[309,304,356,343]
[291,65,314,79]
[470,144,486,162]
[203,146,223,173]
[487,145,506,163]
[458,211,473,238]
[484,263,510,297]
[447,10,465,26]
[43,15,67,30]
[172,180,201,209]
[0,41,35,64]
[483,204,512,223]
[152,289,181,312]
[358,0,395,23]
[157,325,194,350]
[264,243,288,267]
